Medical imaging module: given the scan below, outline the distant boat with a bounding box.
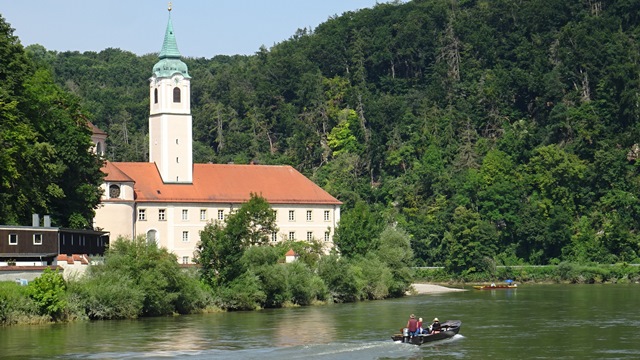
[391,320,462,345]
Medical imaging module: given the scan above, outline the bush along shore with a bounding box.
[0,231,414,326]
[415,263,640,285]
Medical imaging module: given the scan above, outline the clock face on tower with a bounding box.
[109,184,121,199]
[173,75,183,84]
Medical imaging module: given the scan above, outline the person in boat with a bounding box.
[417,317,424,334]
[430,318,442,333]
[406,314,419,337]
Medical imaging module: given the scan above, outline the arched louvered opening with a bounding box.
[173,87,181,103]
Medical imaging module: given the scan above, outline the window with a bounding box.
[271,231,277,242]
[324,232,330,242]
[200,209,207,221]
[176,138,179,144]
[182,231,189,242]
[109,184,121,199]
[147,230,157,245]
[33,233,42,245]
[158,209,166,221]
[176,157,179,163]
[182,256,190,264]
[9,233,17,245]
[217,209,224,220]
[306,210,312,221]
[324,210,330,221]
[154,88,158,104]
[306,232,313,241]
[181,209,188,221]
[173,87,181,102]
[288,210,295,221]
[138,209,146,221]
[288,232,295,241]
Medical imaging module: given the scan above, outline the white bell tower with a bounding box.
[149,4,193,183]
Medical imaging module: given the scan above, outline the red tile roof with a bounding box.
[87,121,107,135]
[102,162,341,205]
[103,161,135,182]
[285,249,297,256]
[57,254,90,265]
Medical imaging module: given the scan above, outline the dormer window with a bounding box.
[154,88,158,104]
[173,87,181,102]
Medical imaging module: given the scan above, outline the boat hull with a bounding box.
[391,320,461,345]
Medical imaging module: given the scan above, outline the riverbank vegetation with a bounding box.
[416,263,640,284]
[0,195,414,325]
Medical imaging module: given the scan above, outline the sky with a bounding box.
[1,0,392,58]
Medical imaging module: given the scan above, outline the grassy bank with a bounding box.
[415,263,640,284]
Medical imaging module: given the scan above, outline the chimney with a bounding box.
[44,215,51,227]
[32,214,40,227]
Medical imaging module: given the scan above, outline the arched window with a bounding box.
[96,142,102,156]
[146,229,157,245]
[154,88,158,104]
[173,87,181,103]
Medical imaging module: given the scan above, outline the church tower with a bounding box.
[149,4,193,183]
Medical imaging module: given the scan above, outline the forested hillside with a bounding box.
[11,0,640,269]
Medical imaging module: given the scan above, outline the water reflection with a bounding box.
[271,306,336,347]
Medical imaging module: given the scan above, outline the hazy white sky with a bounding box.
[1,0,391,57]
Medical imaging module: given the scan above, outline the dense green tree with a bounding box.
[375,227,414,296]
[333,201,386,258]
[443,206,498,274]
[0,15,103,227]
[194,193,278,287]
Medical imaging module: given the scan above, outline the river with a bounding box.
[1,284,639,359]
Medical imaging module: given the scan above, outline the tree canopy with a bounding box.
[0,15,103,228]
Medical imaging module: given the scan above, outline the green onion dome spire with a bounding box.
[152,4,190,79]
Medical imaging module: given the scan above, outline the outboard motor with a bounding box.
[402,327,409,343]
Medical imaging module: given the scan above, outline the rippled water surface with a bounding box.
[2,284,639,359]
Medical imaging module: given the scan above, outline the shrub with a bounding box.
[70,272,144,319]
[0,281,42,325]
[352,255,392,300]
[89,236,208,316]
[173,269,213,314]
[217,272,266,311]
[286,262,317,305]
[317,255,363,302]
[28,268,67,320]
[254,264,289,308]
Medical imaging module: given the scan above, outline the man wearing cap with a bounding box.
[406,314,419,337]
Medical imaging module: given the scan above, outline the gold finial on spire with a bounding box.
[168,2,172,12]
